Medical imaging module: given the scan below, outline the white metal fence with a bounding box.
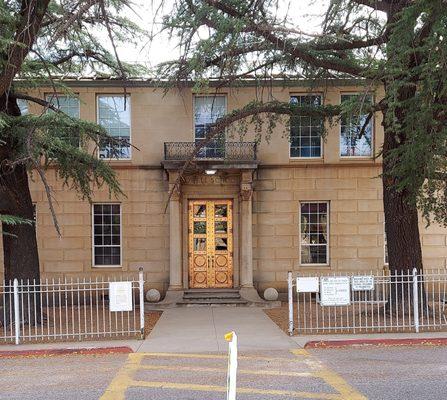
[287,269,447,335]
[0,269,145,344]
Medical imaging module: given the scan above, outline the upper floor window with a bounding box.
[17,99,28,115]
[46,94,81,148]
[300,202,329,265]
[340,94,373,157]
[194,95,226,158]
[384,222,388,266]
[97,95,131,159]
[290,95,323,158]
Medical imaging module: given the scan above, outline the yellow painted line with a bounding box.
[290,349,368,400]
[139,364,314,377]
[130,380,341,400]
[99,353,144,400]
[141,352,301,362]
[292,349,311,357]
[313,370,367,400]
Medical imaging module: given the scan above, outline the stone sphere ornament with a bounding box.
[263,287,279,301]
[145,288,161,303]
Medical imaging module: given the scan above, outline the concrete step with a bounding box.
[176,298,249,306]
[183,289,240,294]
[183,292,241,300]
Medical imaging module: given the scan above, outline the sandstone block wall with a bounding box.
[252,165,447,292]
[0,168,170,293]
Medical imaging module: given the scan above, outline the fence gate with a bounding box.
[1,269,145,344]
[288,269,447,335]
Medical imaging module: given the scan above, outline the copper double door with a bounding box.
[188,200,233,289]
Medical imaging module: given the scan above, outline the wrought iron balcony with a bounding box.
[164,141,257,162]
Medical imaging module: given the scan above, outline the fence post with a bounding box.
[412,268,419,333]
[287,271,294,336]
[13,279,20,345]
[138,267,145,339]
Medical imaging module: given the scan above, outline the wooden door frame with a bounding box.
[182,194,240,290]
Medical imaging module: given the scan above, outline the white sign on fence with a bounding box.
[109,282,133,312]
[296,277,319,293]
[320,277,351,306]
[352,276,374,291]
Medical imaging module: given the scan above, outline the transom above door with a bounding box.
[188,200,233,288]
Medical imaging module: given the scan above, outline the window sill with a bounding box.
[339,156,374,161]
[92,265,123,269]
[299,264,331,269]
[99,158,132,162]
[289,157,324,163]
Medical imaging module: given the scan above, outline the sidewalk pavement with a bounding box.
[1,307,447,355]
[137,307,296,353]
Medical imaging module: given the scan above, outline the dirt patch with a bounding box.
[144,311,162,337]
[0,308,162,344]
[265,302,447,335]
[264,303,291,335]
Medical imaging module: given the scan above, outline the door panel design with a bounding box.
[189,200,233,288]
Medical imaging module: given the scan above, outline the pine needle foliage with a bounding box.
[0,0,147,229]
[157,0,447,226]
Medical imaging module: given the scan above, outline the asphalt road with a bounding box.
[0,346,446,399]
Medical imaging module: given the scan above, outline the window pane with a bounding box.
[93,204,121,266]
[45,95,81,149]
[194,205,206,218]
[340,94,373,157]
[214,204,228,217]
[194,238,206,251]
[17,99,28,115]
[194,96,226,157]
[215,237,228,251]
[290,95,323,158]
[300,202,329,265]
[215,221,227,234]
[194,221,206,234]
[98,96,131,159]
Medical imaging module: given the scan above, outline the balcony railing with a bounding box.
[164,141,257,162]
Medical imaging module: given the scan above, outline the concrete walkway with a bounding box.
[137,307,296,353]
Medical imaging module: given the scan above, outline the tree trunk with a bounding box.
[382,107,424,316]
[1,166,40,283]
[0,94,41,326]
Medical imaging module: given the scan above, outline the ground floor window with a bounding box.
[92,204,121,266]
[300,202,329,265]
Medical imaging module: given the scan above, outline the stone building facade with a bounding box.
[2,79,447,300]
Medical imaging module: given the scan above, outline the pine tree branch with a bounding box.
[202,0,366,77]
[351,0,391,13]
[11,93,59,112]
[164,100,342,211]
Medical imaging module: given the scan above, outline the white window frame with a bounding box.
[96,94,132,160]
[289,93,324,160]
[17,99,29,115]
[32,203,37,225]
[384,221,389,266]
[45,93,81,150]
[45,93,80,118]
[193,94,227,141]
[339,92,374,159]
[299,201,330,266]
[92,203,122,268]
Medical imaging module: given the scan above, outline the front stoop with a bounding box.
[179,289,248,306]
[145,287,280,310]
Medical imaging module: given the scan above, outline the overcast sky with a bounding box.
[117,1,330,67]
